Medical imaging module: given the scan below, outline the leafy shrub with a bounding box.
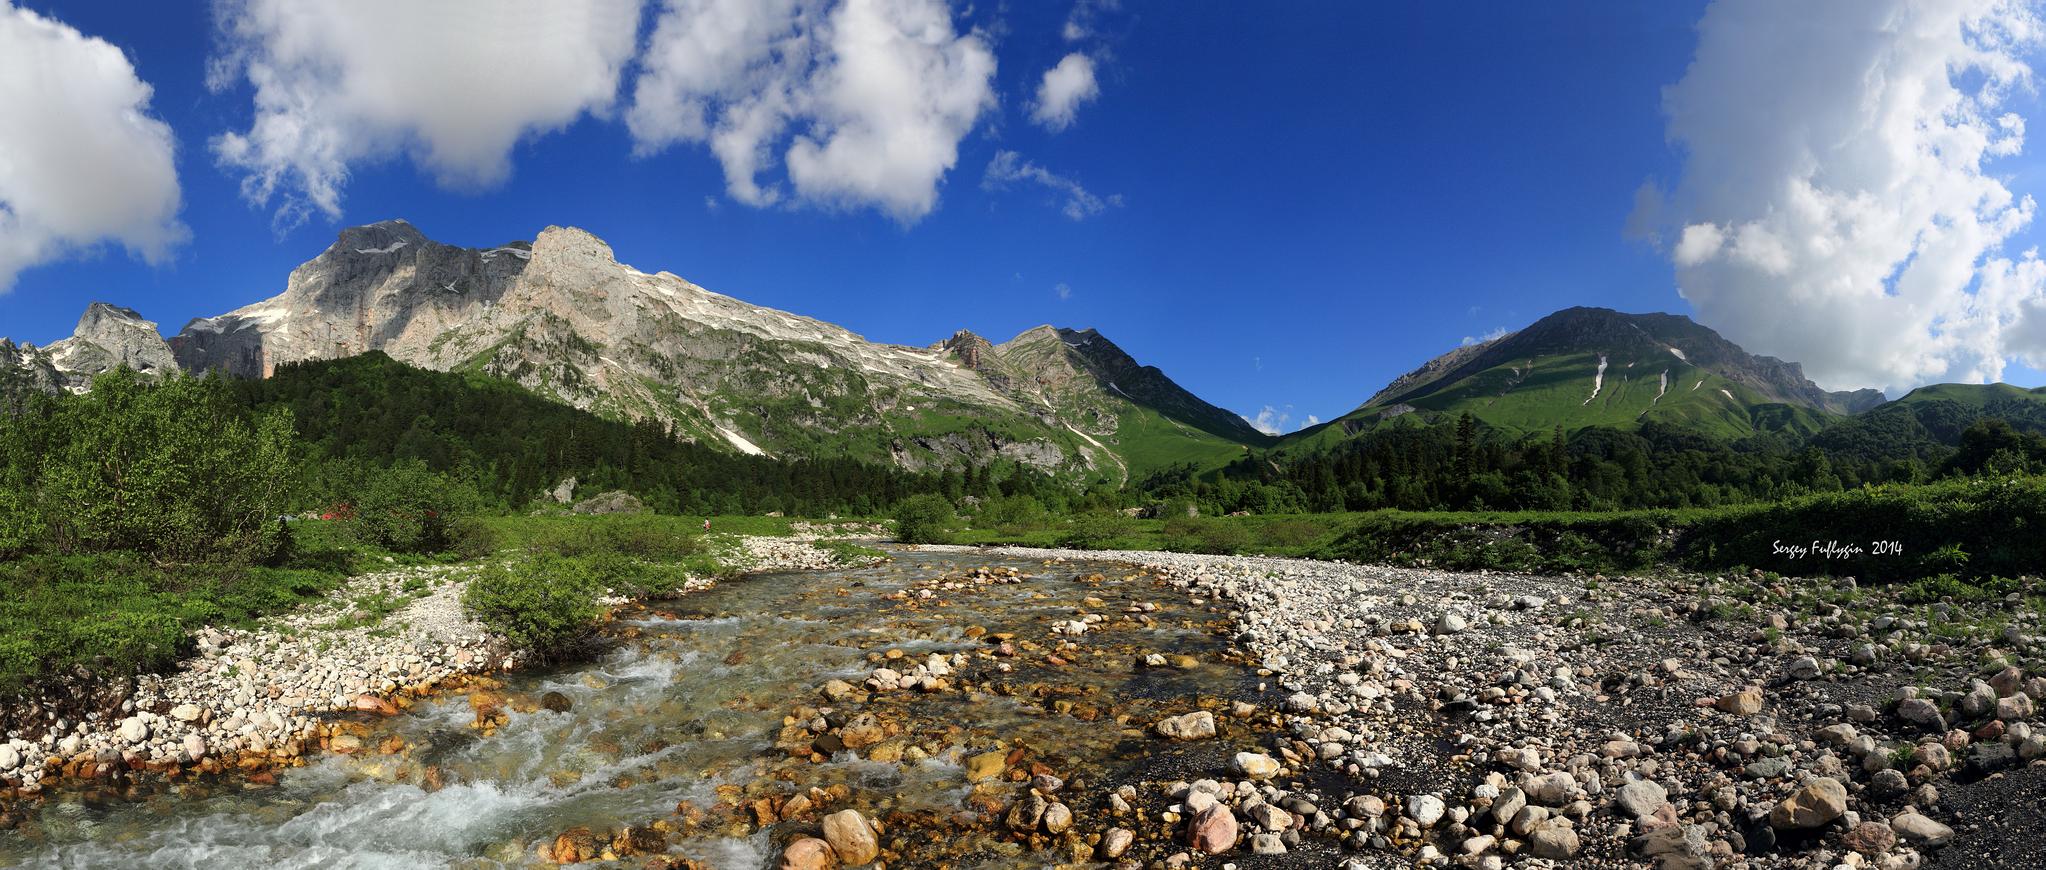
[347,460,471,554]
[1163,517,1251,555]
[522,515,705,560]
[1059,514,1136,550]
[11,370,295,562]
[463,555,604,659]
[977,495,1050,532]
[893,495,957,545]
[448,518,499,561]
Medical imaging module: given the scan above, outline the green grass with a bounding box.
[0,554,348,694]
[956,511,1365,557]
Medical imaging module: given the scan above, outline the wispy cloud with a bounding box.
[1242,404,1317,436]
[1461,327,1507,346]
[982,150,1123,220]
[1055,281,1072,300]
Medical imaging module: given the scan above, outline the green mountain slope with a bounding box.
[1289,307,1875,448]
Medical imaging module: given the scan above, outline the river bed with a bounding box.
[0,549,1291,869]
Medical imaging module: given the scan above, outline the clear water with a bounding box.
[0,550,1254,869]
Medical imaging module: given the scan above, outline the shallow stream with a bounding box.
[0,549,1274,869]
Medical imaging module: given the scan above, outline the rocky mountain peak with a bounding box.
[530,225,618,268]
[47,300,177,380]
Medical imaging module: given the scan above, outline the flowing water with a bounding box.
[0,549,1272,869]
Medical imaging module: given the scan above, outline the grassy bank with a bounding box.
[0,512,852,697]
[952,474,2046,585]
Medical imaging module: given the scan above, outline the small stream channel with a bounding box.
[1,548,1284,869]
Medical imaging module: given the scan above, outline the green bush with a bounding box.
[520,515,706,560]
[1318,510,1679,574]
[5,370,295,562]
[1677,477,2046,581]
[1059,514,1136,550]
[448,518,499,561]
[347,460,470,554]
[463,555,605,659]
[977,494,1050,532]
[1163,517,1251,555]
[893,495,957,545]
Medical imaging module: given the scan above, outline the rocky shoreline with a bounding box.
[0,535,869,809]
[967,545,2045,869]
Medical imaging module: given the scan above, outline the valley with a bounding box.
[3,521,2038,869]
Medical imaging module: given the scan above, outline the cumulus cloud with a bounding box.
[0,2,184,291]
[208,0,642,230]
[982,150,1121,219]
[1641,0,2046,392]
[628,0,996,223]
[1030,52,1098,131]
[1243,405,1314,436]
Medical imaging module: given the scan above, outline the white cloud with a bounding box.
[1641,0,2046,392]
[1061,0,1115,42]
[208,0,642,230]
[0,2,184,291]
[628,0,996,223]
[1055,281,1072,300]
[1243,404,1311,436]
[1030,52,1098,131]
[982,150,1121,219]
[1461,327,1508,346]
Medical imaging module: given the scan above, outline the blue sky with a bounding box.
[5,0,2046,432]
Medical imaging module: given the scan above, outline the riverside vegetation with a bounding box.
[5,360,2046,867]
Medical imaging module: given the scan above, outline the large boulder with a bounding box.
[572,490,646,515]
[1769,777,1848,830]
[822,809,879,865]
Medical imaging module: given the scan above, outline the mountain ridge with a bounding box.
[4,220,1259,480]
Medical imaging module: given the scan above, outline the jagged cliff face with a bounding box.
[4,220,1255,477]
[0,339,64,395]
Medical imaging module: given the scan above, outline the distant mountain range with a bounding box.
[6,221,2044,476]
[0,220,1263,481]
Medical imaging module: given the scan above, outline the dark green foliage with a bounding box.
[447,519,499,561]
[237,352,1057,517]
[521,513,706,560]
[462,555,606,659]
[893,494,957,544]
[1161,517,1252,555]
[343,460,470,553]
[0,369,294,562]
[1677,476,2046,581]
[1318,510,1677,574]
[1058,514,1137,550]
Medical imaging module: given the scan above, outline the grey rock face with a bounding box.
[7,220,1254,475]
